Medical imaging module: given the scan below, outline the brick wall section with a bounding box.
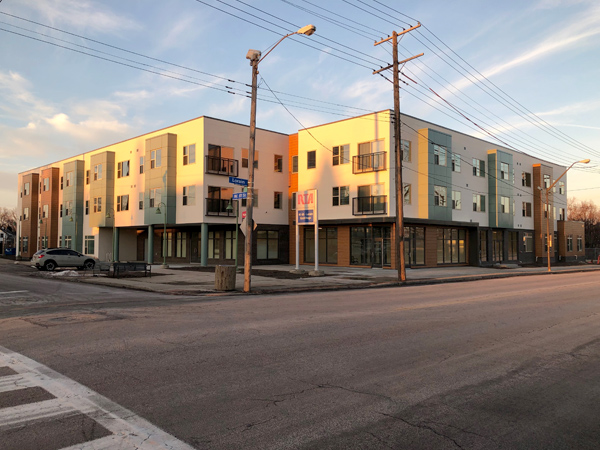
[532,164,554,257]
[40,167,60,249]
[424,226,437,267]
[288,134,298,264]
[557,220,585,258]
[20,173,39,258]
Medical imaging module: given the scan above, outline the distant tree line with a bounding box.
[568,198,600,248]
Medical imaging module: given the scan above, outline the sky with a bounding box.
[1,0,599,209]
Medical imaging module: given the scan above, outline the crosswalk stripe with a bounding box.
[0,373,36,393]
[0,398,78,427]
[0,345,195,449]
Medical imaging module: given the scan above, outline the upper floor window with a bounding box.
[473,159,485,177]
[522,202,532,217]
[117,161,130,178]
[139,193,143,210]
[23,207,29,220]
[23,182,30,196]
[274,155,283,172]
[403,183,412,204]
[241,148,258,169]
[149,188,161,207]
[151,150,162,169]
[452,191,461,210]
[183,144,196,165]
[559,181,565,195]
[434,185,447,207]
[42,204,49,218]
[577,236,583,251]
[473,194,485,212]
[139,156,144,174]
[452,154,461,172]
[292,155,298,174]
[93,164,102,181]
[332,186,350,206]
[401,140,411,162]
[543,174,551,188]
[60,176,63,190]
[183,186,196,206]
[500,196,510,214]
[66,171,73,187]
[559,208,565,220]
[274,191,283,209]
[522,172,531,187]
[500,162,509,180]
[333,145,349,166]
[86,170,90,185]
[43,177,50,191]
[307,150,316,169]
[354,140,385,173]
[433,145,447,166]
[117,195,129,212]
[93,197,102,213]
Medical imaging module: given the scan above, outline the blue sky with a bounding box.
[1,0,599,209]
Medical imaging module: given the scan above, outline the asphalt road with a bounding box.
[1,262,600,449]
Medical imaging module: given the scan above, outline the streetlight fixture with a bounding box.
[155,202,168,268]
[226,200,239,270]
[105,207,117,262]
[244,24,316,293]
[542,158,590,272]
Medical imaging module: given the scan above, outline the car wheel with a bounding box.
[44,260,57,271]
[84,260,95,270]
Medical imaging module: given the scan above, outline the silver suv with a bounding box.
[32,248,96,271]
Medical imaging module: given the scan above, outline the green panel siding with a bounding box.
[487,150,513,228]
[427,129,453,221]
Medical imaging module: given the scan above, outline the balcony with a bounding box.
[206,198,237,217]
[205,156,239,177]
[352,195,387,215]
[352,152,386,174]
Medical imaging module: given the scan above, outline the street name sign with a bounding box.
[232,192,247,200]
[229,177,248,186]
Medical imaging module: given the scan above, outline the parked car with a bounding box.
[31,248,96,271]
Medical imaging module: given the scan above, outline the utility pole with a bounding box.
[374,24,422,283]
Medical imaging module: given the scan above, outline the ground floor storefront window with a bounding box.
[508,231,518,261]
[404,226,425,266]
[493,230,503,262]
[305,227,337,264]
[350,226,391,267]
[480,230,488,262]
[257,230,279,260]
[437,228,466,264]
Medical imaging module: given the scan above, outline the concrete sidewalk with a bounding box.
[28,261,600,295]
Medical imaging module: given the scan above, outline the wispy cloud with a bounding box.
[19,0,139,34]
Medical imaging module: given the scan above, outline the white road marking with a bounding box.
[0,373,36,392]
[0,345,195,450]
[0,291,29,295]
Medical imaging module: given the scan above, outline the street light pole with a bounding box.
[244,24,316,293]
[544,158,590,272]
[155,202,168,268]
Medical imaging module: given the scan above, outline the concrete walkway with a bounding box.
[27,261,600,295]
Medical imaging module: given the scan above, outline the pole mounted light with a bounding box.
[543,158,589,272]
[105,207,117,262]
[244,24,316,293]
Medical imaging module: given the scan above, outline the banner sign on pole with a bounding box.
[296,190,316,225]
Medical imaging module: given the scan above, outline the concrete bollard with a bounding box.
[215,265,236,291]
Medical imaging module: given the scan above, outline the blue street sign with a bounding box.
[229,176,248,186]
[298,210,314,224]
[232,192,247,200]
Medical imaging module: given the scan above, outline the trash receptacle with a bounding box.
[215,265,236,291]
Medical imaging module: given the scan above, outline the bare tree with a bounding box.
[0,207,17,232]
[568,198,600,248]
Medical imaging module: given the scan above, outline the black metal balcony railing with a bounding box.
[352,152,387,174]
[205,156,239,177]
[206,198,237,217]
[352,195,387,215]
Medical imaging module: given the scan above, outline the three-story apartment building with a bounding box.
[17,116,290,265]
[17,111,585,268]
[290,111,585,268]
